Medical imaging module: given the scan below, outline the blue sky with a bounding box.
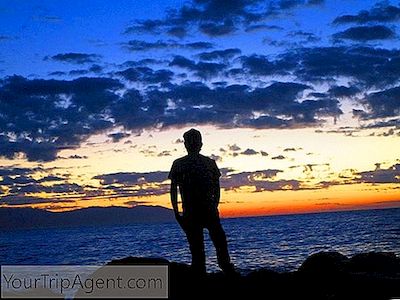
[3,0,398,77]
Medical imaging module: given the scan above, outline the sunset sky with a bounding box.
[0,0,399,217]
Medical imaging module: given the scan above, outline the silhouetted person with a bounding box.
[169,128,235,275]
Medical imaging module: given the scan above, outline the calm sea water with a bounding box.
[1,208,399,272]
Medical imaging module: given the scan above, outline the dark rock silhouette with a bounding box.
[348,252,400,274]
[298,251,349,275]
[102,251,400,300]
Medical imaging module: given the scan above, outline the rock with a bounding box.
[348,252,400,274]
[298,251,349,276]
[77,253,400,299]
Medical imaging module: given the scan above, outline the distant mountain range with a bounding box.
[0,206,175,229]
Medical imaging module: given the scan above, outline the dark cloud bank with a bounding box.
[2,41,400,161]
[44,53,102,64]
[1,163,398,206]
[125,0,326,37]
[0,72,345,161]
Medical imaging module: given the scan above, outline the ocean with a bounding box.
[1,208,399,272]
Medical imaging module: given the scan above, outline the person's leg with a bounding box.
[207,215,235,273]
[184,222,206,274]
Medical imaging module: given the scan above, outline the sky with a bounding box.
[0,0,399,217]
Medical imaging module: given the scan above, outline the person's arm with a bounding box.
[170,179,183,226]
[212,160,221,209]
[212,179,220,209]
[170,179,179,216]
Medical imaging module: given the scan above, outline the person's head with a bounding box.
[183,128,202,154]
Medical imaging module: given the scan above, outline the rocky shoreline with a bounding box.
[106,251,400,300]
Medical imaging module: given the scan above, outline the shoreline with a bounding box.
[104,251,400,300]
[2,251,399,299]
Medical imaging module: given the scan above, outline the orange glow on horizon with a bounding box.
[3,182,399,218]
[1,127,399,218]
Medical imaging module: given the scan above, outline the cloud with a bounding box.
[44,53,101,64]
[0,167,68,187]
[0,166,87,205]
[274,0,325,10]
[0,167,41,177]
[122,40,213,51]
[93,171,168,185]
[198,48,242,61]
[185,42,215,49]
[308,0,324,5]
[240,148,259,155]
[0,169,170,205]
[220,169,281,188]
[210,154,222,162]
[328,85,361,98]
[92,171,170,198]
[7,41,400,163]
[119,59,166,68]
[126,0,263,37]
[58,154,88,159]
[220,144,266,157]
[126,0,325,37]
[333,25,396,41]
[123,200,148,207]
[0,75,122,161]
[229,144,241,151]
[272,155,286,160]
[239,54,295,76]
[244,24,283,32]
[124,19,165,34]
[3,160,398,207]
[362,118,400,129]
[115,67,174,84]
[66,65,104,77]
[283,147,301,152]
[354,163,400,184]
[174,138,184,144]
[68,69,88,76]
[0,69,344,163]
[166,26,187,38]
[199,20,237,36]
[108,132,131,143]
[333,2,400,24]
[154,81,340,129]
[37,175,65,182]
[356,86,400,120]
[369,127,400,137]
[7,183,84,194]
[280,46,400,87]
[48,71,67,76]
[139,146,157,157]
[169,56,226,79]
[220,169,304,191]
[68,154,88,159]
[0,164,297,207]
[157,150,172,157]
[0,175,158,206]
[287,30,321,43]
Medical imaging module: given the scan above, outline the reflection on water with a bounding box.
[1,208,399,272]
